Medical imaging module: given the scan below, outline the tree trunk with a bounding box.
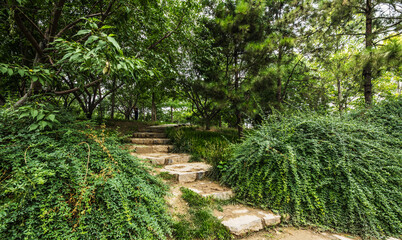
[110,79,116,119]
[234,51,243,138]
[364,0,373,106]
[151,92,157,122]
[236,109,243,138]
[205,118,211,130]
[170,106,173,122]
[276,46,283,104]
[337,77,343,113]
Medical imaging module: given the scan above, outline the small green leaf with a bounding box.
[18,112,30,119]
[39,121,49,130]
[0,66,7,74]
[101,25,114,30]
[18,69,25,77]
[7,69,13,76]
[37,113,45,121]
[29,123,39,131]
[75,29,91,36]
[107,36,121,50]
[85,35,99,45]
[47,114,56,122]
[31,109,39,118]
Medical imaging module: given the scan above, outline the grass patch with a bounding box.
[158,172,176,181]
[171,188,232,240]
[180,187,213,207]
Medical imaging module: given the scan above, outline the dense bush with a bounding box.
[0,106,172,239]
[350,96,402,139]
[166,127,238,176]
[221,104,402,238]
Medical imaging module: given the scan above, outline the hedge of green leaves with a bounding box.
[166,127,237,163]
[0,106,172,239]
[221,98,402,238]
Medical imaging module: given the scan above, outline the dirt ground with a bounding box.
[239,227,361,240]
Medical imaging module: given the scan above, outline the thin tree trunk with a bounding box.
[276,46,283,104]
[170,106,173,122]
[337,77,343,113]
[234,51,242,138]
[363,0,373,106]
[205,118,211,130]
[151,92,157,122]
[110,79,116,119]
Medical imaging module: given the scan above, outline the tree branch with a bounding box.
[14,13,43,56]
[16,7,45,39]
[283,57,303,99]
[54,79,101,95]
[55,13,103,38]
[144,16,184,53]
[374,32,402,44]
[48,0,67,41]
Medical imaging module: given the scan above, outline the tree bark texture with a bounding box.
[363,0,373,106]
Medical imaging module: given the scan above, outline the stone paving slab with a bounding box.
[127,144,174,154]
[133,132,167,138]
[138,127,166,133]
[134,153,191,165]
[130,138,171,145]
[214,205,281,236]
[160,162,212,183]
[147,123,188,128]
[182,180,234,200]
[222,215,263,235]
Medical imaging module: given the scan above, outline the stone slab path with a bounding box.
[127,125,398,240]
[128,124,282,237]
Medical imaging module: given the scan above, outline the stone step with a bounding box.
[133,132,167,138]
[134,153,191,165]
[160,162,212,183]
[127,144,174,154]
[130,138,171,145]
[213,205,281,236]
[182,181,234,200]
[138,127,166,133]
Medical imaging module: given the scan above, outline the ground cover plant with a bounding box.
[221,99,402,239]
[172,188,232,240]
[0,105,172,239]
[166,127,238,177]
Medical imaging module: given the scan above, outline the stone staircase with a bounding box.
[128,124,282,237]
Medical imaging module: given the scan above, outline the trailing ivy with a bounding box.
[0,105,172,239]
[221,100,402,239]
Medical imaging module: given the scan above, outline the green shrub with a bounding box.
[0,106,172,239]
[221,111,401,238]
[350,96,402,139]
[166,127,238,177]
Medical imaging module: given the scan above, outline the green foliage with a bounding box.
[16,103,60,131]
[350,97,402,139]
[221,105,402,238]
[166,127,237,177]
[171,188,232,240]
[0,107,172,239]
[180,187,213,208]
